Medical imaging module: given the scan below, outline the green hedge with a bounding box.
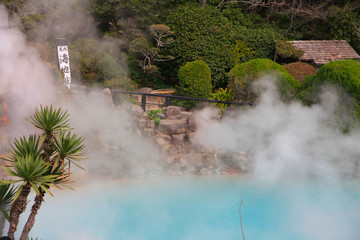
[313,60,360,100]
[178,60,212,102]
[229,58,299,102]
[296,60,360,130]
[297,60,360,103]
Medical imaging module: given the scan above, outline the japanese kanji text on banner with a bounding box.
[56,40,71,89]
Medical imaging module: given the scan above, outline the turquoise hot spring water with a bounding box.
[21,175,360,240]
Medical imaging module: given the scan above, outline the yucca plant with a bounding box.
[0,183,16,219]
[4,135,42,162]
[0,105,85,240]
[20,164,70,240]
[21,106,84,240]
[0,183,16,236]
[53,131,85,176]
[27,105,71,163]
[0,183,16,214]
[2,154,61,239]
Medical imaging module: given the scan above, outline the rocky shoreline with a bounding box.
[128,103,251,176]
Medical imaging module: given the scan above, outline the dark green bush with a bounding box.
[313,60,360,101]
[177,60,212,107]
[233,28,282,60]
[296,60,360,130]
[300,75,316,91]
[229,58,299,103]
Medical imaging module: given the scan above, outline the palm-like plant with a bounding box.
[2,154,61,239]
[53,131,85,176]
[0,183,16,236]
[0,183,16,221]
[20,106,84,240]
[0,105,85,240]
[3,135,42,162]
[27,105,71,163]
[20,164,70,240]
[19,133,84,240]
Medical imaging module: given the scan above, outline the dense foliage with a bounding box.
[69,38,137,89]
[159,3,281,88]
[160,4,233,88]
[3,0,360,98]
[229,58,299,102]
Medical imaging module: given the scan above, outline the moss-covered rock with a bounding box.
[229,58,299,102]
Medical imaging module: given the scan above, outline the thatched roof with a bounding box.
[289,40,360,65]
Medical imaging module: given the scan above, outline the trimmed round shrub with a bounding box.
[229,58,299,102]
[313,60,360,101]
[178,60,212,101]
[315,60,360,128]
[296,60,360,130]
[283,62,317,84]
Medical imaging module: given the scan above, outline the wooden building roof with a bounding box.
[289,40,360,65]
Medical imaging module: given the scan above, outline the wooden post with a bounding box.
[141,95,146,111]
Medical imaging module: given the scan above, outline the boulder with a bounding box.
[101,88,115,108]
[166,145,181,158]
[164,106,182,119]
[140,128,157,138]
[172,134,186,145]
[155,134,171,146]
[181,111,192,119]
[156,119,189,134]
[187,114,197,132]
[129,104,144,117]
[138,119,155,129]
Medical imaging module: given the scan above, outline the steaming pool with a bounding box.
[24,176,360,240]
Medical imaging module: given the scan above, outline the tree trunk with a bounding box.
[19,190,45,240]
[199,0,207,7]
[43,134,52,163]
[7,183,31,240]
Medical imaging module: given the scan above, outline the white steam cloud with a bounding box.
[0,5,57,139]
[194,76,360,182]
[20,0,98,41]
[63,92,162,181]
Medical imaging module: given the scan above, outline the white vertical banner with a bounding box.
[56,39,71,89]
